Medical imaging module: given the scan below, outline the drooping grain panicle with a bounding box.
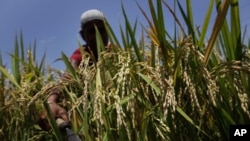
[0,0,250,141]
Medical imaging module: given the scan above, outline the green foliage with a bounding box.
[0,32,58,140]
[0,0,249,141]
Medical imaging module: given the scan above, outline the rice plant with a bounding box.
[0,0,249,141]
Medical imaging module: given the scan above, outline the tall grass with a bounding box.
[0,0,249,140]
[0,32,58,140]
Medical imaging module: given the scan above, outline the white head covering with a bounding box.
[80,9,105,28]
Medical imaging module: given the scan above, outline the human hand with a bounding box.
[38,102,69,131]
[38,95,69,131]
[48,102,69,122]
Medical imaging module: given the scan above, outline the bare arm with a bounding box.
[46,58,80,122]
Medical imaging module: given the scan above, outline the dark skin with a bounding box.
[45,19,108,125]
[70,20,109,69]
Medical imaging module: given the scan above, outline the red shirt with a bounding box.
[69,46,91,68]
[70,43,113,68]
[70,48,82,62]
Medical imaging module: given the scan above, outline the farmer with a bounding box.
[69,9,109,69]
[40,9,109,129]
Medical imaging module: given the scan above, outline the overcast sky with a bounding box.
[1,0,250,70]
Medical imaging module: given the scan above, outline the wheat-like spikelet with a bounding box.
[162,76,176,117]
[203,68,218,106]
[112,52,132,139]
[27,80,67,106]
[190,44,218,107]
[183,67,202,113]
[233,75,250,118]
[92,87,104,137]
